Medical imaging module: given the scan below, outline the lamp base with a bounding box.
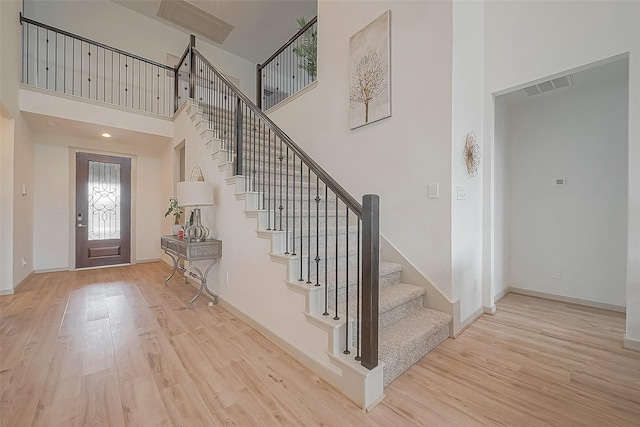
[185,208,209,242]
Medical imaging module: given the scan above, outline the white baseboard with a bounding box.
[135,258,161,264]
[454,306,484,338]
[507,287,626,313]
[483,305,496,315]
[34,267,68,274]
[0,271,35,295]
[623,335,640,352]
[494,287,509,302]
[217,297,343,393]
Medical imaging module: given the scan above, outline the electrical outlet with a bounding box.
[553,270,562,280]
[225,272,229,285]
[21,258,27,267]
[473,278,478,292]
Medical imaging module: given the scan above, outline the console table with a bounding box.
[160,235,222,309]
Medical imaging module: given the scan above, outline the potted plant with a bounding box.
[165,196,184,235]
[293,17,317,80]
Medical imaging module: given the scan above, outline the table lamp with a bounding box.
[177,180,214,242]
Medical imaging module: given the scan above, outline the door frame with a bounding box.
[69,147,137,269]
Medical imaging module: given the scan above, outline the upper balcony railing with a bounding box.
[257,16,317,111]
[20,14,176,117]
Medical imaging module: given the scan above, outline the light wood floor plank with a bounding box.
[2,264,639,426]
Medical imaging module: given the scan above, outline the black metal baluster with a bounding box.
[323,186,329,316]
[334,198,339,320]
[55,32,58,91]
[45,30,49,90]
[356,220,361,361]
[253,114,257,192]
[284,145,290,254]
[292,154,296,256]
[88,45,91,99]
[63,34,66,93]
[298,160,303,281]
[315,176,320,286]
[261,121,266,211]
[267,128,272,230]
[344,208,350,355]
[36,26,39,88]
[307,168,311,284]
[125,57,128,107]
[278,138,283,231]
[103,49,106,104]
[23,23,27,85]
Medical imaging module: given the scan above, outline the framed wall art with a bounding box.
[349,10,391,130]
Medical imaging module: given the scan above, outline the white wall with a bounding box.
[24,0,257,102]
[1,0,36,291]
[483,1,640,341]
[269,0,455,301]
[451,0,484,323]
[0,115,15,293]
[491,97,509,300]
[505,69,628,307]
[13,115,35,284]
[33,132,167,271]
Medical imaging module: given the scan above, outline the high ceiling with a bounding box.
[113,0,317,64]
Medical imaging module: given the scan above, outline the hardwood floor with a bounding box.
[1,263,639,426]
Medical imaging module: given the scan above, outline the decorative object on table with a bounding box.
[293,17,317,80]
[177,166,214,242]
[164,196,184,235]
[464,131,481,177]
[349,10,391,130]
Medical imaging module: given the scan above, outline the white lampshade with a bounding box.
[177,181,214,207]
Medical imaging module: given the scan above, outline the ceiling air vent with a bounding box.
[158,0,234,44]
[522,74,574,97]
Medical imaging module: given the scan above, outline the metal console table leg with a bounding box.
[188,259,219,309]
[164,252,179,287]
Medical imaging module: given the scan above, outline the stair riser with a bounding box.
[258,212,350,230]
[306,265,400,296]
[286,231,360,253]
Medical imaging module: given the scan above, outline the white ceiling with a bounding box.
[113,0,318,64]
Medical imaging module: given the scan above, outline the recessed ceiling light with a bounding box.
[101,133,112,138]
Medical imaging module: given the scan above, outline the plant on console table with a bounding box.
[165,196,184,235]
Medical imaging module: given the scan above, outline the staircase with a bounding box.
[186,98,452,388]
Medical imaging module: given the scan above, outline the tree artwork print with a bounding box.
[349,11,391,129]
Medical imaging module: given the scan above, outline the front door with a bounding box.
[75,152,131,268]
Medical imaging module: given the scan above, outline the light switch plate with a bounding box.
[428,183,439,199]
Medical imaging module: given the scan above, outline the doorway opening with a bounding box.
[490,56,629,312]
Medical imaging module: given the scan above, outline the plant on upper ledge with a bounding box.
[293,17,317,80]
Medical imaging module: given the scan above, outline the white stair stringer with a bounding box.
[184,99,452,410]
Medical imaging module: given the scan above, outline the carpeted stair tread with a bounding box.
[379,308,452,385]
[379,283,425,314]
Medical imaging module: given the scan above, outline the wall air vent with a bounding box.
[522,74,574,97]
[158,0,234,44]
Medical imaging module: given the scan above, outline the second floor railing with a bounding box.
[20,14,176,117]
[257,16,317,110]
